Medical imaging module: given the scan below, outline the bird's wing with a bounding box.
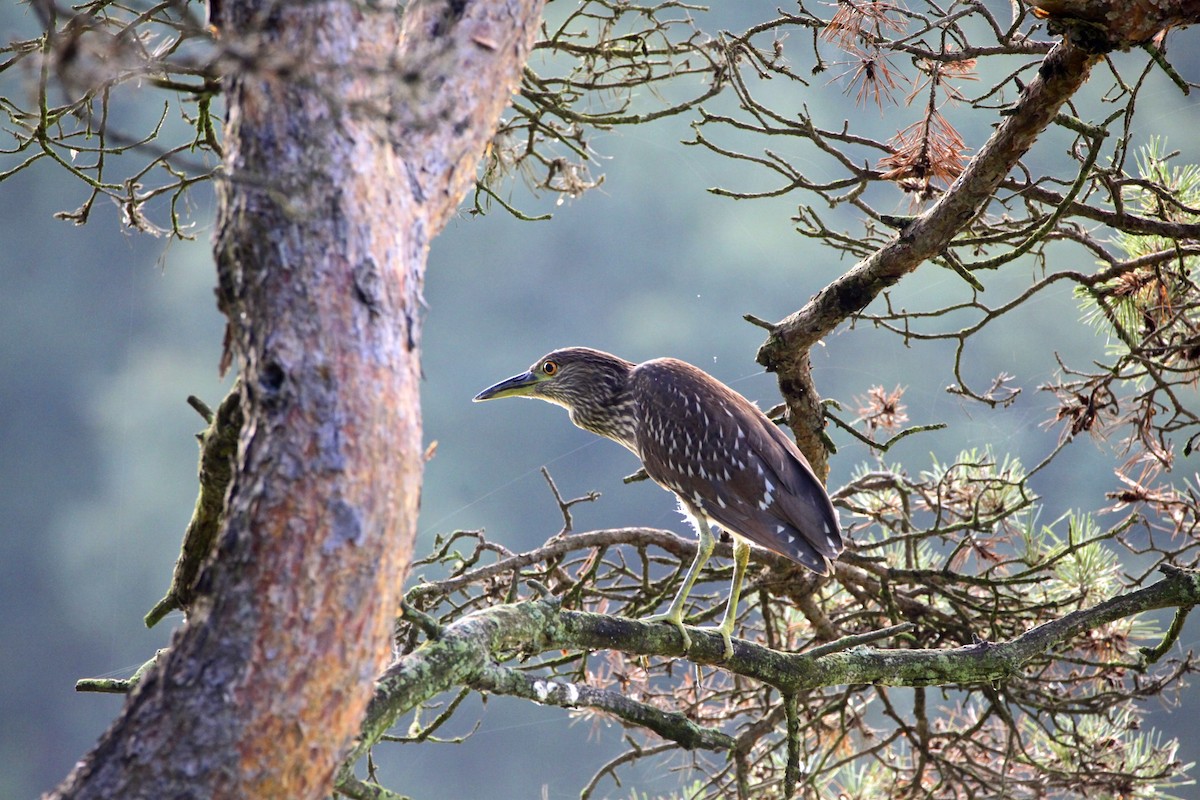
[631,360,842,574]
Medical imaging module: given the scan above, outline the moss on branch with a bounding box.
[337,565,1199,791]
[144,381,243,629]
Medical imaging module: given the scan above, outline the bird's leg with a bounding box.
[710,537,751,660]
[642,518,715,654]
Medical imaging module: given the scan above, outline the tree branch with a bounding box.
[472,662,735,751]
[339,566,1199,784]
[144,381,243,628]
[405,527,706,604]
[48,1,547,798]
[757,38,1104,475]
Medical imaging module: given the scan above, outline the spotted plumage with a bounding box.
[629,358,841,573]
[474,346,844,657]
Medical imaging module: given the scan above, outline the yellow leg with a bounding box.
[711,538,751,660]
[643,518,715,653]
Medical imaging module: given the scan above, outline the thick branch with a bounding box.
[341,567,1199,782]
[559,566,1200,688]
[761,40,1100,360]
[48,1,546,799]
[1028,0,1200,47]
[757,39,1102,475]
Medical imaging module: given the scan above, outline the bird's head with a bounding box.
[473,347,636,421]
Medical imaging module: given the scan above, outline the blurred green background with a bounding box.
[5,4,1200,798]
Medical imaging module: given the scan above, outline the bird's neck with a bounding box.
[569,379,638,452]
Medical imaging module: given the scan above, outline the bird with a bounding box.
[473,347,843,658]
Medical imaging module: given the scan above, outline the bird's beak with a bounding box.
[473,370,539,402]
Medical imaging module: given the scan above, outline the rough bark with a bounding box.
[46,1,543,798]
[1028,0,1200,46]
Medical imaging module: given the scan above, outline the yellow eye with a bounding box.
[542,360,558,376]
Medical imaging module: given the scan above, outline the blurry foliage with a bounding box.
[8,0,1200,798]
[0,0,218,235]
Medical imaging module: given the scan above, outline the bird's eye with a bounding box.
[542,360,558,376]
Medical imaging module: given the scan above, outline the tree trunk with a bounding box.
[46,1,543,798]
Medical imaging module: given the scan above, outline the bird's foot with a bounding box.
[642,612,692,653]
[702,626,735,661]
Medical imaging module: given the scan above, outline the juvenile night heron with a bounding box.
[474,347,843,658]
